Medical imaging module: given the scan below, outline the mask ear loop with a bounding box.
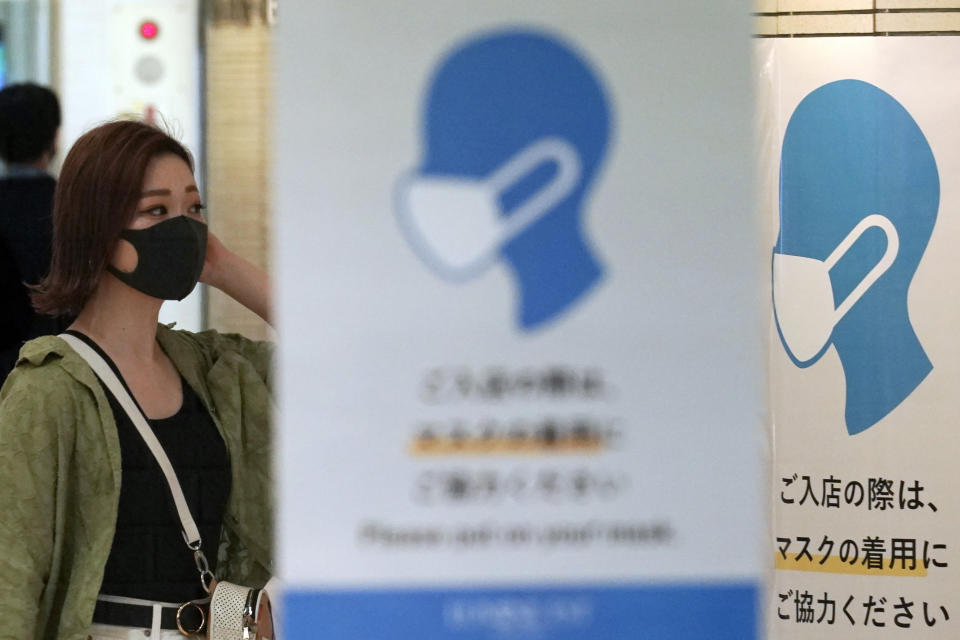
[485,137,582,244]
[395,137,583,282]
[825,214,900,323]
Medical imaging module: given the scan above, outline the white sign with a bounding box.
[276,3,763,638]
[761,37,960,639]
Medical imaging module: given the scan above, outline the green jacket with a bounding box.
[0,325,275,640]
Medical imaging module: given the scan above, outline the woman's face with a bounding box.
[112,153,205,272]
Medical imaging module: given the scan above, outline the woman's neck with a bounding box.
[68,273,164,363]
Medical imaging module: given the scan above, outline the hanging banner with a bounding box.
[275,4,763,638]
[761,37,960,638]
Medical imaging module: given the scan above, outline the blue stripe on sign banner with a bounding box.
[284,581,759,639]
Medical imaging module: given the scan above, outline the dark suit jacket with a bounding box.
[0,173,68,382]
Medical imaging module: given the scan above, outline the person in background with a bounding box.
[0,82,67,381]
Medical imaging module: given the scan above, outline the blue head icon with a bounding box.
[396,29,612,331]
[773,79,939,435]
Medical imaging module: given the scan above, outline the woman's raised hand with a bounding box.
[199,228,273,326]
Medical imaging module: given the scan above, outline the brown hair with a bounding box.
[32,120,193,316]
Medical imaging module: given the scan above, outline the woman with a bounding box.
[0,120,274,639]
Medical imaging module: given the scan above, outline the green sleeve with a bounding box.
[0,370,71,640]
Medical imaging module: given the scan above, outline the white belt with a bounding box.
[90,594,195,639]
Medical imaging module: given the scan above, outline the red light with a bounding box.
[140,21,159,40]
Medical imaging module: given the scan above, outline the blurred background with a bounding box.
[0,0,275,340]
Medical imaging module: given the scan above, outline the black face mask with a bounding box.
[107,215,208,301]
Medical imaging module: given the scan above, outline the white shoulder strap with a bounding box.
[59,333,203,548]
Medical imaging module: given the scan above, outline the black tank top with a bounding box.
[67,331,232,602]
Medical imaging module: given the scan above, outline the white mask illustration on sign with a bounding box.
[396,137,581,281]
[773,214,899,363]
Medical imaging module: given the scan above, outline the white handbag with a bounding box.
[61,334,278,639]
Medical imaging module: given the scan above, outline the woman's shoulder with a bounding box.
[158,324,274,374]
[0,335,95,426]
[4,334,93,385]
